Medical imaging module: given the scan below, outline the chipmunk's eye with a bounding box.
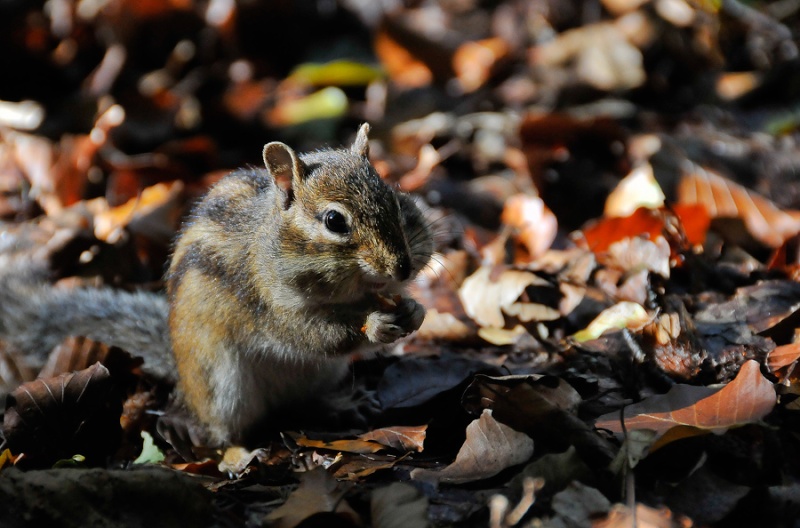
[323,209,349,234]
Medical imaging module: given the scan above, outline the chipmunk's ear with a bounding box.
[351,123,370,158]
[263,142,305,209]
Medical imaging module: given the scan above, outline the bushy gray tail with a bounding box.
[0,258,175,383]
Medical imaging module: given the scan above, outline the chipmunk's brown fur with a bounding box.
[167,124,432,445]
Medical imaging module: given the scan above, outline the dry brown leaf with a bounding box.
[501,194,558,262]
[94,180,184,244]
[605,236,671,278]
[3,362,122,466]
[265,468,358,528]
[452,37,509,93]
[678,164,800,247]
[593,503,690,528]
[360,425,427,453]
[459,266,550,328]
[375,28,433,89]
[532,21,648,91]
[38,336,122,379]
[295,436,384,455]
[767,342,800,372]
[411,409,533,484]
[415,309,474,341]
[595,360,776,446]
[716,71,762,101]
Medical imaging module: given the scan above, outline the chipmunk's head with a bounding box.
[263,123,433,303]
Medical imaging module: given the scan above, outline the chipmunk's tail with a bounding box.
[0,255,175,384]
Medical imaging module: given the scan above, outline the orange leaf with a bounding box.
[374,29,432,89]
[359,425,427,452]
[294,436,384,454]
[452,38,509,93]
[579,204,709,253]
[501,194,558,262]
[678,165,800,247]
[94,180,184,243]
[595,360,776,446]
[767,342,800,372]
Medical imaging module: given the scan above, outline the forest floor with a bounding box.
[1,0,800,526]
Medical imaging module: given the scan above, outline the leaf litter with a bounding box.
[1,0,800,526]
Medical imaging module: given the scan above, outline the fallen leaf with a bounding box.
[716,71,762,101]
[593,503,690,528]
[93,180,184,244]
[604,163,665,218]
[411,409,533,484]
[768,342,800,372]
[360,425,427,453]
[452,37,509,93]
[371,482,429,528]
[265,468,358,528]
[501,194,558,262]
[459,266,550,328]
[288,60,384,87]
[604,236,671,278]
[478,325,528,346]
[295,436,384,455]
[3,362,123,466]
[572,301,650,342]
[375,28,433,89]
[266,87,349,127]
[532,21,647,91]
[579,204,709,253]
[678,164,800,247]
[694,280,800,334]
[415,309,474,341]
[595,360,776,446]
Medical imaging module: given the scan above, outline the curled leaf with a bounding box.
[572,302,650,342]
[411,409,533,484]
[459,266,550,328]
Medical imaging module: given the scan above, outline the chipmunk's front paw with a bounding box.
[364,298,426,344]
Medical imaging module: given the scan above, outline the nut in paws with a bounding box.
[364,298,426,344]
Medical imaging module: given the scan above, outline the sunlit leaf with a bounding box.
[289,60,384,87]
[604,163,665,218]
[360,425,427,453]
[501,194,558,262]
[572,301,650,342]
[459,266,550,328]
[267,87,349,127]
[678,164,800,247]
[595,360,776,447]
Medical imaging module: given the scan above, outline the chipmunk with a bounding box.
[0,124,433,447]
